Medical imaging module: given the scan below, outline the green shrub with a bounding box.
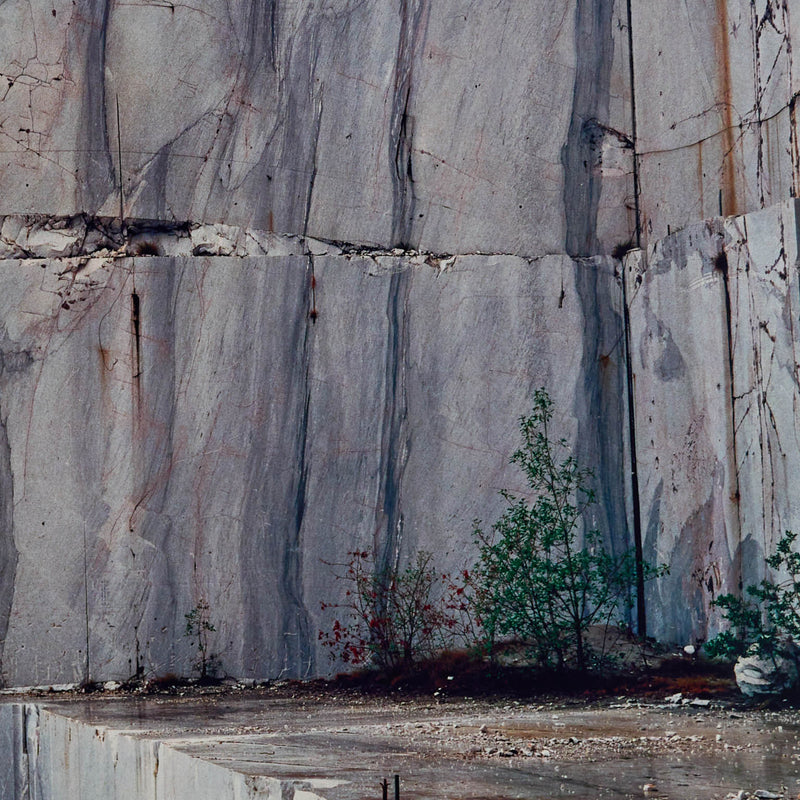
[706,530,800,661]
[184,599,220,680]
[472,388,663,672]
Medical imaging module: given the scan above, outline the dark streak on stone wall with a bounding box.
[239,260,314,678]
[562,0,615,258]
[375,270,412,580]
[0,341,27,683]
[0,410,18,685]
[281,283,315,678]
[75,0,116,213]
[133,261,181,668]
[572,261,633,576]
[390,0,429,248]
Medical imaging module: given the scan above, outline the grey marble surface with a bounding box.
[4,2,800,681]
[5,2,800,257]
[0,250,628,684]
[626,223,740,644]
[0,0,634,258]
[632,0,800,242]
[626,200,800,645]
[725,202,800,582]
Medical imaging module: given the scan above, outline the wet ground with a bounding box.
[16,685,800,799]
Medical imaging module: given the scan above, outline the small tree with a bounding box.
[706,530,800,662]
[184,599,220,680]
[320,550,475,670]
[473,388,655,672]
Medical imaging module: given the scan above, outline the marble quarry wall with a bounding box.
[628,200,800,644]
[633,1,800,242]
[0,227,629,683]
[1,1,800,682]
[0,0,635,258]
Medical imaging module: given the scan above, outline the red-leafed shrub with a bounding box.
[319,550,477,670]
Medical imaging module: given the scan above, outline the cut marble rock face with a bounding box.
[0,250,629,684]
[0,0,635,258]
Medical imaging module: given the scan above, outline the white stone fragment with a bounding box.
[735,653,798,697]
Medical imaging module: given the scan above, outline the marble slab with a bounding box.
[0,1,635,259]
[625,222,740,644]
[0,250,629,684]
[632,0,797,242]
[626,199,800,644]
[725,201,800,582]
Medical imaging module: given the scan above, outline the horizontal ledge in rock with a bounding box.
[0,214,462,264]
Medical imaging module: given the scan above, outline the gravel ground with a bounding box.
[9,677,800,799]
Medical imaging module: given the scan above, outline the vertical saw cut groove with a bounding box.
[131,290,141,381]
[715,249,743,592]
[621,263,647,635]
[625,0,642,247]
[716,0,739,217]
[624,0,646,634]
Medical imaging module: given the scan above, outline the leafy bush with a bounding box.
[184,599,221,680]
[319,550,475,670]
[472,388,663,672]
[706,530,800,661]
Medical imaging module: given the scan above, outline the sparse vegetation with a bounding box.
[706,530,800,663]
[320,388,664,679]
[472,388,664,672]
[184,599,221,681]
[319,549,475,670]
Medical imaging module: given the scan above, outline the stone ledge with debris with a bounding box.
[1,688,797,800]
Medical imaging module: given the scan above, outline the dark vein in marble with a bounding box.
[239,263,313,678]
[75,0,115,213]
[131,261,180,668]
[389,0,429,248]
[572,262,632,599]
[561,0,615,257]
[375,270,411,581]
[282,287,315,677]
[0,408,18,686]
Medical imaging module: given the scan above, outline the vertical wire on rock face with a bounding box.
[620,257,647,635]
[623,0,647,635]
[625,0,642,248]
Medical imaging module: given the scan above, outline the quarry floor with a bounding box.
[8,683,800,800]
